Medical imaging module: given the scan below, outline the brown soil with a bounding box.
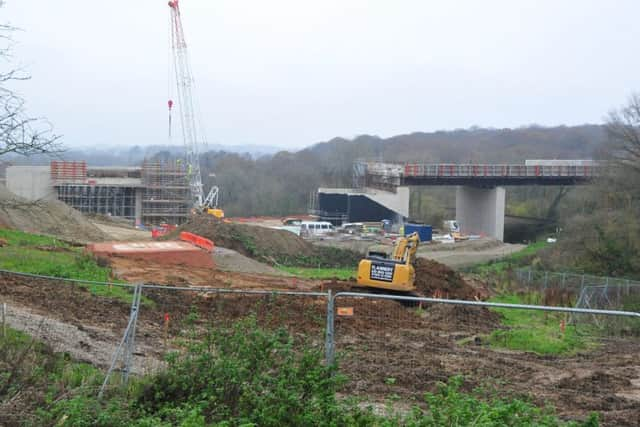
[414,258,487,299]
[165,215,313,259]
[321,258,488,301]
[164,215,362,268]
[108,256,316,290]
[87,241,215,269]
[0,272,639,426]
[0,186,107,243]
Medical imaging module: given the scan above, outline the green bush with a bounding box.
[24,320,597,426]
[136,317,347,426]
[403,376,598,427]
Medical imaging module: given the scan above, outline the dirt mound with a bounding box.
[424,304,502,333]
[0,186,107,243]
[320,259,488,301]
[166,215,311,258]
[166,215,361,267]
[414,258,483,299]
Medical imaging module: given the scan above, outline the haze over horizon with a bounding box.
[5,0,639,149]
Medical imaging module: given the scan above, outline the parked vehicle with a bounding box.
[300,221,335,236]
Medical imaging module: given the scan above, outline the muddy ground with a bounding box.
[0,272,638,426]
[107,255,313,289]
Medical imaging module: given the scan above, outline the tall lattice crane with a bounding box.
[168,0,219,209]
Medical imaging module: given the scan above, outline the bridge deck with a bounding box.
[365,163,599,187]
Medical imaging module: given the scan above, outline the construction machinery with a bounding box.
[356,232,420,292]
[203,185,224,219]
[167,0,223,218]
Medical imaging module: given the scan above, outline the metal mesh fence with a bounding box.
[515,268,640,296]
[2,268,640,424]
[0,271,139,407]
[514,268,640,332]
[132,286,329,376]
[331,292,640,425]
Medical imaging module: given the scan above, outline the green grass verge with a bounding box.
[471,241,548,275]
[487,294,593,355]
[0,228,136,304]
[276,265,356,280]
[2,321,595,427]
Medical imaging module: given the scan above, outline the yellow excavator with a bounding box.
[356,232,420,292]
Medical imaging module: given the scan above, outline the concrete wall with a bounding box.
[363,187,410,218]
[455,186,505,241]
[318,187,410,219]
[6,166,55,201]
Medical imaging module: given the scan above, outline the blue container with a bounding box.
[404,223,432,242]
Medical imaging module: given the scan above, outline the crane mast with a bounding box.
[168,0,204,208]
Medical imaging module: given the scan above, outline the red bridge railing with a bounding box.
[402,163,598,178]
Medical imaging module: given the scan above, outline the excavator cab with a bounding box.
[356,232,420,292]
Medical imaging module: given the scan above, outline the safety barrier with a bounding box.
[179,231,214,252]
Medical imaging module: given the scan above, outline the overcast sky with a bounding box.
[4,0,640,149]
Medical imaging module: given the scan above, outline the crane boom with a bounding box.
[168,0,204,207]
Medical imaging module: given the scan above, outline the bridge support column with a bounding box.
[455,186,505,241]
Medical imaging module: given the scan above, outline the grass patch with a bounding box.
[0,327,107,427]
[470,241,548,275]
[0,228,135,304]
[277,266,356,280]
[3,320,593,426]
[487,294,592,355]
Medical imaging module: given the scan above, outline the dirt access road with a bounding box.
[314,237,525,270]
[91,222,151,242]
[417,238,526,269]
[0,272,638,426]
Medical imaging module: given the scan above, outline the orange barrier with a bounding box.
[151,224,177,239]
[180,231,214,252]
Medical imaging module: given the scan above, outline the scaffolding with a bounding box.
[56,184,137,220]
[51,161,191,226]
[141,161,190,226]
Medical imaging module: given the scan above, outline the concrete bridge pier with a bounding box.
[455,186,505,241]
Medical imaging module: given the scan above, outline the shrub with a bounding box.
[136,317,349,426]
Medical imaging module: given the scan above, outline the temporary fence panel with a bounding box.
[131,285,329,376]
[0,271,139,401]
[330,292,640,424]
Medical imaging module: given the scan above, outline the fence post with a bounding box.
[123,285,142,384]
[99,283,142,398]
[1,302,5,338]
[325,290,335,366]
[543,271,549,291]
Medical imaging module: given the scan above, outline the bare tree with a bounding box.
[605,93,640,173]
[0,7,62,157]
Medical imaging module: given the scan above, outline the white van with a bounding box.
[300,221,335,236]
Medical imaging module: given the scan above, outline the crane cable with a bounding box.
[167,9,174,140]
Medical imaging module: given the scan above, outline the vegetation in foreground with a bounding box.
[0,228,132,303]
[0,319,597,427]
[487,294,592,355]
